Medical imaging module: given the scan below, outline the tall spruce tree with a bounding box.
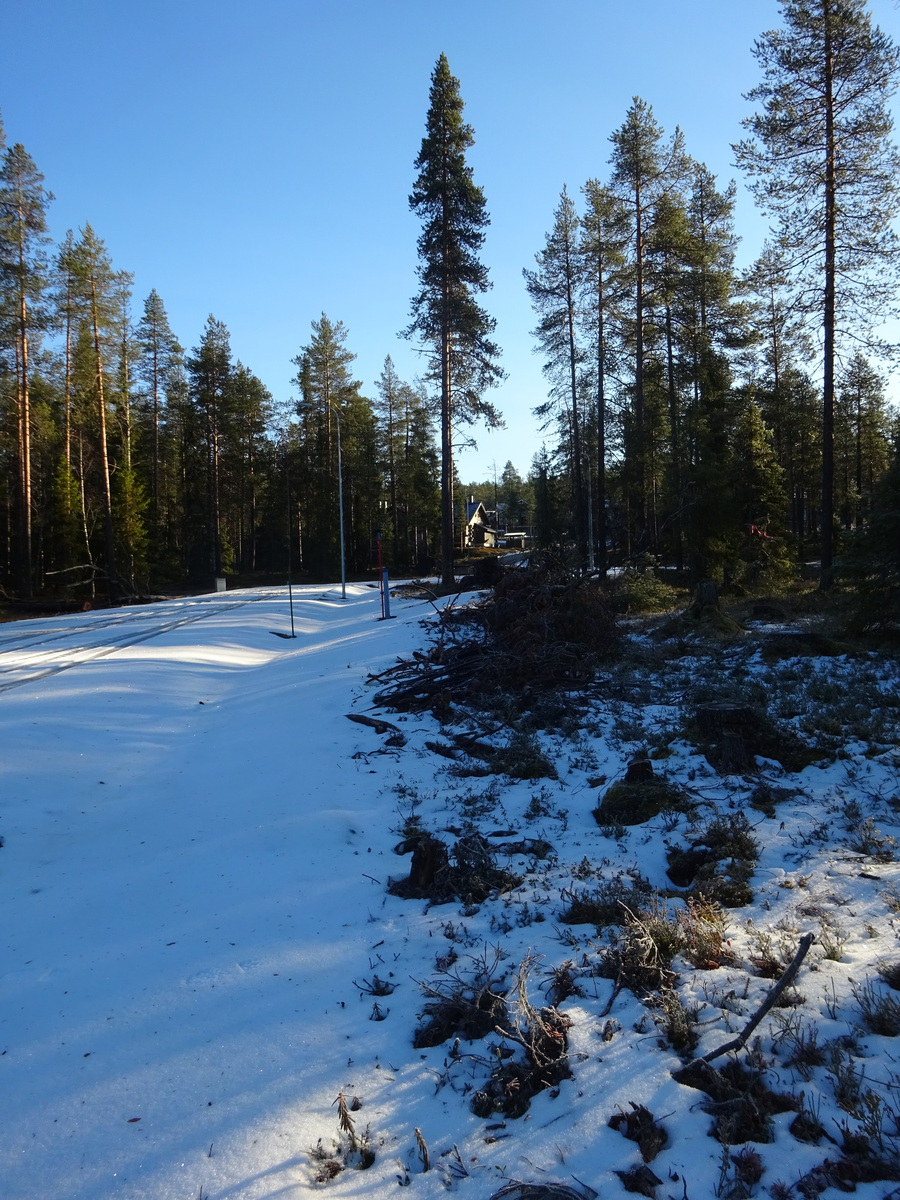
[374,357,439,570]
[834,352,892,527]
[292,315,364,577]
[397,380,440,569]
[406,53,504,587]
[227,362,273,573]
[135,290,183,517]
[735,0,900,585]
[187,316,233,578]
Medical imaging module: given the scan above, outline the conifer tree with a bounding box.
[525,186,588,560]
[735,0,900,584]
[406,53,504,587]
[60,225,133,598]
[375,355,403,567]
[580,179,629,572]
[835,352,892,528]
[609,97,687,548]
[292,315,364,577]
[397,381,440,570]
[187,315,233,577]
[227,362,273,572]
[135,290,183,520]
[0,140,52,595]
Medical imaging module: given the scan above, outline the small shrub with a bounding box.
[747,928,792,979]
[846,817,897,862]
[790,1098,826,1144]
[853,979,900,1037]
[473,952,572,1118]
[599,899,684,994]
[485,731,558,781]
[731,1146,765,1187]
[414,945,508,1048]
[818,917,848,962]
[826,1041,863,1113]
[559,877,653,928]
[748,782,796,818]
[772,1011,825,1079]
[876,960,900,991]
[677,898,736,969]
[666,813,759,908]
[612,566,682,614]
[657,988,699,1052]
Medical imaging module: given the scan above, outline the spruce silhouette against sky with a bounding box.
[405,53,503,586]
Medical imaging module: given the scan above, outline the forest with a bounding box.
[1,0,899,609]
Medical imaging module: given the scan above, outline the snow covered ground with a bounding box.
[2,583,900,1200]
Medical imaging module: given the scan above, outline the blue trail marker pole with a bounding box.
[376,531,394,620]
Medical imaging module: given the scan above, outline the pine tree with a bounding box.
[406,53,504,587]
[60,225,133,598]
[525,186,588,560]
[579,179,629,573]
[735,0,900,584]
[0,140,52,595]
[608,97,688,548]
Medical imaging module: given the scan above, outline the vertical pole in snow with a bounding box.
[376,530,393,620]
[382,568,391,619]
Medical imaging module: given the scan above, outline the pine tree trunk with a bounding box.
[634,181,646,541]
[15,313,33,597]
[596,285,607,577]
[821,1,836,588]
[91,278,118,601]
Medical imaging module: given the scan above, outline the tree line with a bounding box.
[408,2,900,592]
[2,0,899,603]
[0,123,442,599]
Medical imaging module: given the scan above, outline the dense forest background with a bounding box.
[2,0,900,605]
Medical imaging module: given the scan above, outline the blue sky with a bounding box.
[3,0,900,483]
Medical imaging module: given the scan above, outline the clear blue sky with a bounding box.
[3,0,900,483]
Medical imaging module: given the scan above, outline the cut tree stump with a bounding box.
[696,702,758,776]
[696,702,755,739]
[719,730,751,774]
[407,836,450,891]
[624,758,654,783]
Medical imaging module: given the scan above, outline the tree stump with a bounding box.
[719,730,751,774]
[408,836,450,891]
[696,702,757,775]
[696,702,755,740]
[689,579,720,618]
[624,757,654,783]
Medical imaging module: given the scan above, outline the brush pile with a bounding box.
[370,558,619,716]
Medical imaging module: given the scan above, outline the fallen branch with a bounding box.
[345,713,401,735]
[701,931,814,1063]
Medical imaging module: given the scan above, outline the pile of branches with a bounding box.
[370,558,619,715]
